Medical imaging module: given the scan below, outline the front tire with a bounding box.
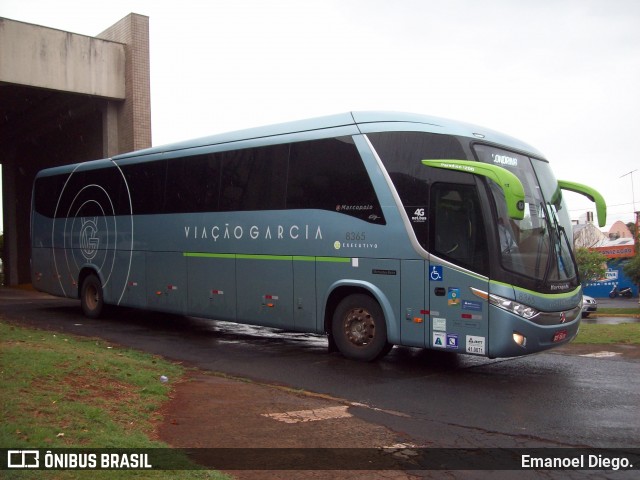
[81,274,104,319]
[331,294,391,361]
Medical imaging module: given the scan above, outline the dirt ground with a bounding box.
[155,371,421,479]
[154,343,639,479]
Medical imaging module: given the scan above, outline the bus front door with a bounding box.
[428,182,490,356]
[428,264,489,355]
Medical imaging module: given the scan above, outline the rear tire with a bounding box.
[331,294,391,361]
[81,274,104,319]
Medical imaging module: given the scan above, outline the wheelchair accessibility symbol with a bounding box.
[430,266,443,281]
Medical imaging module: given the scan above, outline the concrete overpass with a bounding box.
[0,13,151,285]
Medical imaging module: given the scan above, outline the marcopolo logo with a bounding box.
[335,204,374,212]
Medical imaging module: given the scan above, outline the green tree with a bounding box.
[622,253,640,300]
[574,247,607,283]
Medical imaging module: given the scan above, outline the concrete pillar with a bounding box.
[102,101,120,158]
[98,14,152,153]
[2,149,19,285]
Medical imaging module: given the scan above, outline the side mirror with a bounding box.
[422,159,525,220]
[558,180,607,227]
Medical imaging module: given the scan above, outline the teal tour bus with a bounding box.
[31,112,606,361]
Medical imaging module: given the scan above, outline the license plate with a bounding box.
[553,330,568,342]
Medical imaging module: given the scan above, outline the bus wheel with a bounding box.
[332,294,390,361]
[81,274,104,319]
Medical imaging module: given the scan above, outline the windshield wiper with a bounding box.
[548,204,572,279]
[538,202,553,282]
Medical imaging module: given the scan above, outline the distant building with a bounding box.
[608,220,634,239]
[573,222,608,248]
[573,214,637,297]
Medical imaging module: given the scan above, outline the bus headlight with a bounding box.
[471,288,539,320]
[489,294,539,319]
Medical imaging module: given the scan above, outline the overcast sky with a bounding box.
[2,0,640,233]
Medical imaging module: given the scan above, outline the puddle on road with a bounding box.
[579,351,622,358]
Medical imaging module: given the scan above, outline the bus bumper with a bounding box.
[488,310,580,358]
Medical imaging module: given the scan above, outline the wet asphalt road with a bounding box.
[2,288,639,458]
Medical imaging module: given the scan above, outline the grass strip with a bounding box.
[0,321,228,479]
[595,308,640,316]
[573,322,640,345]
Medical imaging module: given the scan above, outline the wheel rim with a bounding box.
[342,307,376,347]
[85,284,99,311]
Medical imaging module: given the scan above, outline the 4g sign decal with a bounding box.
[410,208,427,223]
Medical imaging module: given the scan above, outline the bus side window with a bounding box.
[287,137,384,223]
[165,154,221,213]
[219,145,288,212]
[122,160,166,215]
[430,183,488,276]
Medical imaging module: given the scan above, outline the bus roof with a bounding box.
[113,111,545,161]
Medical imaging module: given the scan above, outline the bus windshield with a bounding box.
[473,145,577,289]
